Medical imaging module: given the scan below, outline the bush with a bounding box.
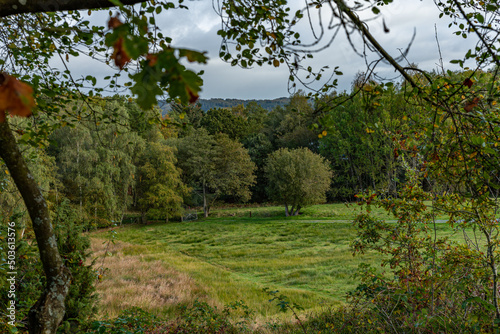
[89,307,159,334]
[87,301,254,334]
[349,166,496,333]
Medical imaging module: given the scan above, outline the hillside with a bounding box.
[159,97,290,114]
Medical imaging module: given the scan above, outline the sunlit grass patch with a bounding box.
[208,201,450,221]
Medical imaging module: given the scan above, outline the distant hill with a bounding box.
[198,97,290,111]
[159,97,290,114]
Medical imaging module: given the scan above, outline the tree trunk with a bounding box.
[0,121,71,334]
[285,204,289,217]
[293,205,301,216]
[203,181,209,218]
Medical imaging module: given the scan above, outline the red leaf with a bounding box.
[146,53,158,67]
[111,38,131,70]
[464,97,480,112]
[108,16,123,29]
[464,78,474,88]
[187,87,199,104]
[0,73,34,123]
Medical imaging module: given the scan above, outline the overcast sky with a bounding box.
[66,0,479,100]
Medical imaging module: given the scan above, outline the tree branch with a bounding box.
[0,0,145,18]
[334,0,419,90]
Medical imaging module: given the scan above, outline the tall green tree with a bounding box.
[49,100,143,227]
[211,133,257,204]
[136,141,188,223]
[243,132,274,202]
[274,92,318,151]
[317,83,403,200]
[176,129,256,217]
[200,107,250,140]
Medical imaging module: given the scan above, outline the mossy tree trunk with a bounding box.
[0,120,71,334]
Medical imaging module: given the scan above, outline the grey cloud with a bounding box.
[60,0,484,99]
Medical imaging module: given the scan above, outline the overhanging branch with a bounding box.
[0,0,145,18]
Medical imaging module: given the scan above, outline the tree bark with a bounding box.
[203,181,208,218]
[0,120,71,334]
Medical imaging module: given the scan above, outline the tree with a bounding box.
[265,147,332,216]
[136,141,188,223]
[49,99,144,228]
[274,92,319,151]
[211,133,256,204]
[200,107,250,140]
[243,132,274,202]
[175,129,256,217]
[317,84,404,201]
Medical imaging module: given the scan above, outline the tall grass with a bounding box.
[90,239,205,319]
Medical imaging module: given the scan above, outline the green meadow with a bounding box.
[90,203,466,320]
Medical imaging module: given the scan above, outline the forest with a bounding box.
[2,0,500,333]
[0,84,402,229]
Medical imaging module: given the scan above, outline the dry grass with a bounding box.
[89,237,207,319]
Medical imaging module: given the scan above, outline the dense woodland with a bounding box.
[0,81,412,230]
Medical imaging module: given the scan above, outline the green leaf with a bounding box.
[476,13,484,24]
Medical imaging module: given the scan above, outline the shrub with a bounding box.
[350,166,496,333]
[88,301,254,334]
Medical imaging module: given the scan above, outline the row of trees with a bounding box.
[13,70,481,231]
[0,95,337,231]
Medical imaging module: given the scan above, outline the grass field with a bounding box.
[90,203,460,321]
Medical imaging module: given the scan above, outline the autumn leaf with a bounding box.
[146,53,158,66]
[108,16,123,29]
[463,78,474,88]
[108,16,130,69]
[464,97,480,112]
[0,73,35,123]
[187,87,199,104]
[273,59,280,67]
[111,38,131,69]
